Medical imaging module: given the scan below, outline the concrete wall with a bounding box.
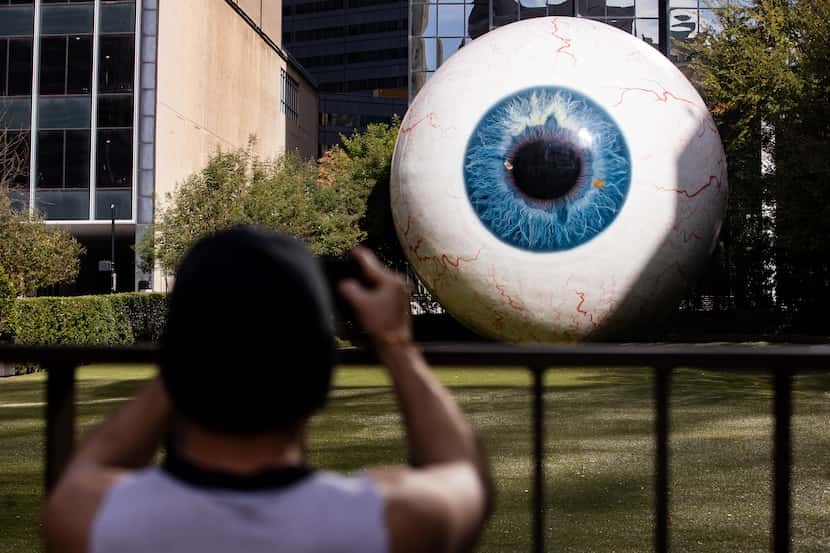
[152,0,318,290]
[229,0,282,46]
[286,64,320,157]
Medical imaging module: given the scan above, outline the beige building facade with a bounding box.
[149,0,319,290]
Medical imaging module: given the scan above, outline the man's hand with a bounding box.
[339,246,413,346]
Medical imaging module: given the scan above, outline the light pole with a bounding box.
[110,203,117,293]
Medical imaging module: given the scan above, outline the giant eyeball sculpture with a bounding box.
[391,17,727,342]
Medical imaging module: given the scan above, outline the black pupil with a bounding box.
[510,139,582,201]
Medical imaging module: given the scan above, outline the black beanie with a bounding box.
[160,225,336,434]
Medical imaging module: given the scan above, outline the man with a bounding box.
[44,226,493,553]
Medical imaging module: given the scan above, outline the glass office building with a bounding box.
[410,0,721,97]
[0,0,138,222]
[283,0,409,152]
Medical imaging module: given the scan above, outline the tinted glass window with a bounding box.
[40,36,66,95]
[100,3,135,33]
[64,129,89,187]
[66,34,91,93]
[0,40,7,94]
[0,97,31,127]
[98,94,133,127]
[97,128,132,188]
[7,38,32,95]
[0,6,34,36]
[38,95,90,129]
[37,130,63,188]
[98,35,134,93]
[40,3,93,34]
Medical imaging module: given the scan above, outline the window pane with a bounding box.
[0,97,31,128]
[607,17,634,33]
[671,8,698,39]
[98,94,133,127]
[492,0,518,28]
[411,37,436,70]
[66,34,91,93]
[547,0,574,15]
[40,3,93,34]
[519,1,547,21]
[0,6,34,37]
[64,129,89,188]
[38,95,90,129]
[467,1,488,38]
[0,40,7,94]
[95,188,131,219]
[97,128,132,188]
[635,0,657,17]
[40,36,66,95]
[437,4,465,36]
[578,0,605,16]
[7,37,32,95]
[100,3,135,33]
[636,17,659,46]
[437,36,462,66]
[98,35,134,93]
[36,189,89,220]
[411,4,436,36]
[37,130,64,188]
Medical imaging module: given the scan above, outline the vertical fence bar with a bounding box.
[45,364,76,493]
[773,369,792,553]
[532,366,545,553]
[655,366,671,553]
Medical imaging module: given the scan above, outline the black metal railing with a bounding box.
[3,342,828,553]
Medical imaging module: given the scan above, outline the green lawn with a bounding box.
[1,365,828,553]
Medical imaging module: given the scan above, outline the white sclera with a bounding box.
[392,17,727,342]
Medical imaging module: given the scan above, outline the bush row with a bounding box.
[11,293,168,346]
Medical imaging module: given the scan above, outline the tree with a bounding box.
[336,119,405,269]
[139,142,372,275]
[0,118,83,295]
[679,0,830,322]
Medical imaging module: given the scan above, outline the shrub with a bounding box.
[14,296,133,346]
[108,293,168,343]
[0,266,16,341]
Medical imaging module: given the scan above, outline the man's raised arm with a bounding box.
[341,248,494,553]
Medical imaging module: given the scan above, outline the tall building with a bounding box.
[0,0,318,293]
[409,0,721,97]
[282,0,408,153]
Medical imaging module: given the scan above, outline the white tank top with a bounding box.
[90,457,388,553]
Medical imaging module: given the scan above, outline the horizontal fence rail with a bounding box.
[2,342,828,553]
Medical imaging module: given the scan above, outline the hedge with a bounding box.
[13,292,168,347]
[0,266,15,341]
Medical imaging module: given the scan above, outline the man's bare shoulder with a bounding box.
[368,463,486,553]
[44,466,128,553]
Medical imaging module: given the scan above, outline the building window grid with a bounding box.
[281,68,300,121]
[0,37,34,96]
[408,0,715,97]
[0,0,140,221]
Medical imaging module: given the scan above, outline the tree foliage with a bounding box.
[337,119,405,268]
[140,142,374,275]
[679,0,830,318]
[0,124,83,295]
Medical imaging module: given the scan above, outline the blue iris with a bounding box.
[463,86,631,252]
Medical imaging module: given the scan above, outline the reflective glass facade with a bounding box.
[283,0,408,152]
[0,0,137,222]
[410,0,722,97]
